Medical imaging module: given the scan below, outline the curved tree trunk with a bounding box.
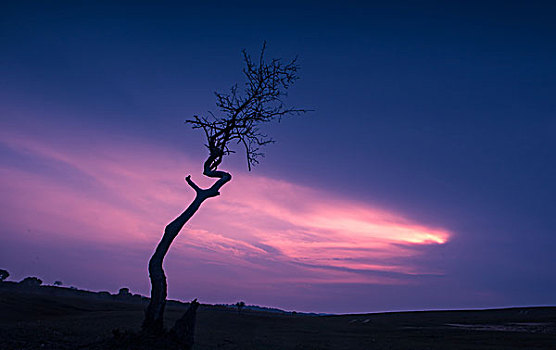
[142,196,204,333]
[142,163,231,340]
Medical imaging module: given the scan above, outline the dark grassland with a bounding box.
[1,284,555,349]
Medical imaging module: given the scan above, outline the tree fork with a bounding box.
[142,169,231,336]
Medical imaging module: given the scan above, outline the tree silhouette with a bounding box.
[142,43,308,347]
[0,269,8,282]
[235,301,246,314]
[118,287,131,297]
[19,276,42,287]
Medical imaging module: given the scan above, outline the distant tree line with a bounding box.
[0,269,63,287]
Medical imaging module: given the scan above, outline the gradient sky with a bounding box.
[1,1,555,314]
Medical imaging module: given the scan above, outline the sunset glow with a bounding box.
[2,2,554,317]
[0,126,451,289]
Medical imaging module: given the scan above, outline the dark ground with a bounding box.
[1,284,555,350]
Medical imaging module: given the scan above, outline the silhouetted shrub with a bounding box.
[53,280,63,286]
[0,269,8,282]
[118,287,131,297]
[235,301,246,313]
[19,276,42,287]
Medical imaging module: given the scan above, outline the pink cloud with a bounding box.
[0,125,452,290]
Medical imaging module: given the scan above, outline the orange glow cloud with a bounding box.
[0,127,451,286]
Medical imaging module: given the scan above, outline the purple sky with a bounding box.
[1,1,555,313]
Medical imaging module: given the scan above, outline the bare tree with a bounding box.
[141,43,308,348]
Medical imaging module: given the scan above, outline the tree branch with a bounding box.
[185,175,201,193]
[185,42,310,171]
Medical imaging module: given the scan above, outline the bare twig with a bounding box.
[186,42,310,171]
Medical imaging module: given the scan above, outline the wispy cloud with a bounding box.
[0,126,451,288]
